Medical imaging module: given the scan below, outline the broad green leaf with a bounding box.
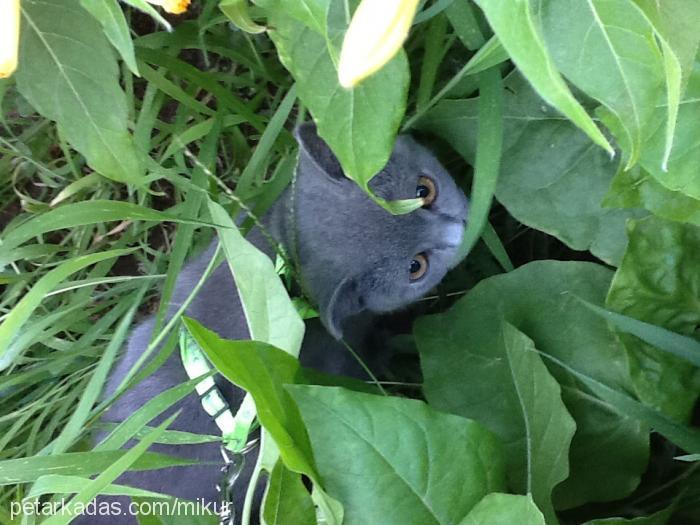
[604,166,700,227]
[415,260,649,509]
[257,0,329,36]
[418,73,643,265]
[286,385,506,525]
[80,0,139,75]
[182,319,317,480]
[501,322,576,524]
[0,451,194,485]
[262,460,316,525]
[268,5,410,193]
[207,199,305,354]
[606,217,700,422]
[473,0,613,155]
[640,62,700,200]
[459,493,545,525]
[538,0,665,169]
[184,320,344,524]
[0,249,134,370]
[16,0,144,184]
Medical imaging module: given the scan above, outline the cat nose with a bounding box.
[443,219,464,248]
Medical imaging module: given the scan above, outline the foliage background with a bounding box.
[0,0,699,524]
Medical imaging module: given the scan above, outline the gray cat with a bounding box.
[73,123,468,524]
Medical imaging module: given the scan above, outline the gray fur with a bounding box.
[72,124,468,524]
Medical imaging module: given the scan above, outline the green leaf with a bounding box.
[604,165,700,226]
[473,0,613,155]
[26,474,169,500]
[257,0,329,36]
[639,62,700,200]
[418,73,643,265]
[457,68,503,261]
[96,424,220,446]
[268,5,409,190]
[634,0,700,170]
[0,200,212,267]
[16,0,144,184]
[445,0,486,51]
[43,413,180,525]
[676,454,700,462]
[0,451,194,485]
[0,249,134,371]
[207,199,305,354]
[577,300,700,369]
[538,0,665,169]
[535,349,700,454]
[80,0,139,75]
[583,506,673,525]
[96,374,212,451]
[262,460,316,525]
[459,493,545,525]
[236,85,298,200]
[220,0,266,33]
[634,0,700,81]
[606,216,700,422]
[286,385,506,525]
[414,260,648,509]
[49,286,146,454]
[120,0,172,30]
[501,322,576,524]
[182,319,317,480]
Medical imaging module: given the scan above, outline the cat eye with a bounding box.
[410,253,428,281]
[416,176,437,207]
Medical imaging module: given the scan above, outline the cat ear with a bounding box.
[321,276,365,339]
[294,122,344,180]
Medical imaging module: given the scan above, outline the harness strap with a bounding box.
[179,327,256,454]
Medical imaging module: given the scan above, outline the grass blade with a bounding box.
[576,297,700,368]
[456,68,503,262]
[0,249,134,370]
[42,413,180,525]
[0,451,194,485]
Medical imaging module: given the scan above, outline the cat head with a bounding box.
[288,123,469,339]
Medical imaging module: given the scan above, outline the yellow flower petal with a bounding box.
[147,0,191,15]
[0,0,20,79]
[338,0,420,88]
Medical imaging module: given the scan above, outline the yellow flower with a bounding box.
[338,0,420,88]
[0,0,20,79]
[147,0,191,15]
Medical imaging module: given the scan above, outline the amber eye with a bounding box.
[416,176,437,207]
[409,253,428,281]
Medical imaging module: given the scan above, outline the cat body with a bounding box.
[73,125,468,524]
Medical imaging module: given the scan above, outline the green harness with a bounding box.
[179,326,258,524]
